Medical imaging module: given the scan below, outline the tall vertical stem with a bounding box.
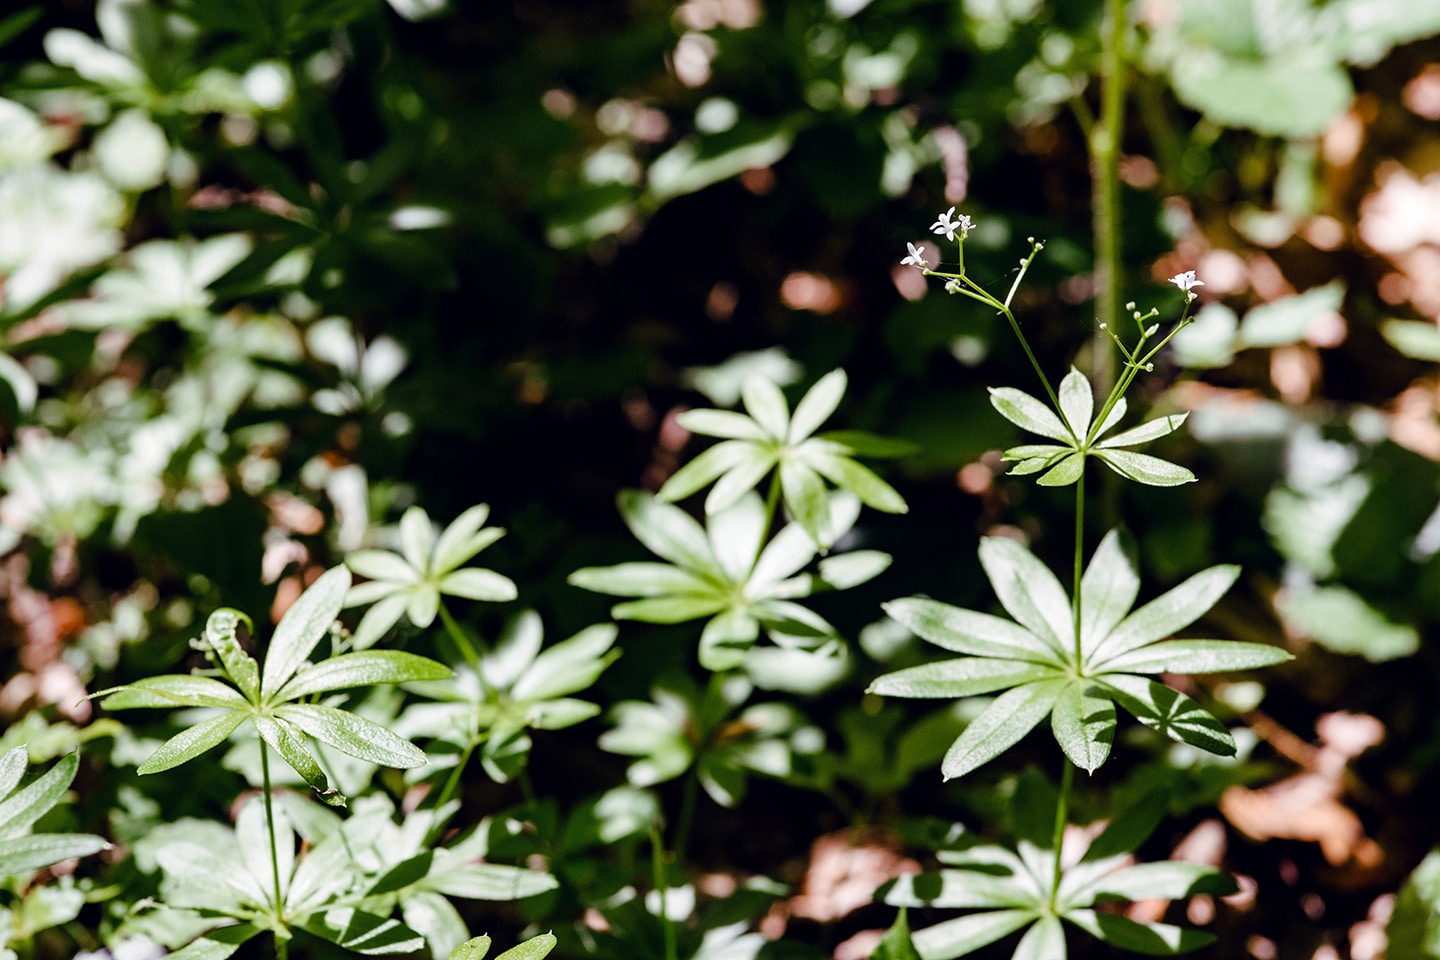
[1072,470,1086,664]
[1092,0,1126,396]
[1051,760,1074,905]
[259,745,289,960]
[650,818,679,960]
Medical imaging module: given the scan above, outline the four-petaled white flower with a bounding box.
[901,242,930,270]
[1169,270,1204,296]
[930,206,972,242]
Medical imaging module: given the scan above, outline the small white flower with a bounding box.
[901,242,930,270]
[1168,270,1204,293]
[931,207,973,242]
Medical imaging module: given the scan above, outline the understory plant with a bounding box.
[869,217,1292,958]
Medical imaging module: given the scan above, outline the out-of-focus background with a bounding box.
[5,1,1440,957]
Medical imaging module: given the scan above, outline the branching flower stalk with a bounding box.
[882,214,1288,958]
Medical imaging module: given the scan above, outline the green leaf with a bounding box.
[254,715,343,807]
[451,935,492,960]
[1388,848,1440,958]
[883,598,1059,663]
[618,491,715,571]
[940,681,1063,780]
[1100,675,1236,756]
[1383,319,1440,361]
[0,833,109,877]
[300,907,427,955]
[0,752,76,838]
[870,909,924,960]
[277,703,427,768]
[819,430,920,458]
[1064,910,1214,955]
[1036,452,1085,487]
[610,595,728,623]
[205,609,260,702]
[277,651,452,701]
[439,568,518,602]
[781,458,832,546]
[1098,413,1188,449]
[1237,281,1346,348]
[352,594,409,651]
[988,387,1072,442]
[869,658,1054,699]
[1089,861,1236,901]
[137,710,249,774]
[675,409,767,441]
[1081,788,1168,862]
[1277,585,1419,662]
[707,492,766,582]
[656,439,755,502]
[978,537,1072,655]
[162,924,264,960]
[789,369,847,441]
[1079,529,1139,651]
[1170,47,1352,138]
[1057,368,1093,439]
[741,373,791,438]
[1099,639,1291,676]
[494,933,558,960]
[1050,683,1116,774]
[431,504,496,572]
[910,909,1035,960]
[1098,565,1240,661]
[261,565,351,700]
[706,452,778,514]
[512,624,619,700]
[99,675,250,710]
[1012,915,1065,960]
[0,746,25,798]
[567,562,713,597]
[807,452,908,513]
[400,506,436,574]
[424,860,559,900]
[1094,450,1196,487]
[698,609,760,671]
[347,551,418,583]
[883,870,1033,910]
[817,550,892,590]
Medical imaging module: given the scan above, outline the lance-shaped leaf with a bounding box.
[0,751,79,838]
[941,681,1065,781]
[1100,674,1237,756]
[277,650,452,701]
[206,608,260,702]
[255,714,345,807]
[300,907,427,955]
[910,909,1036,960]
[137,711,250,774]
[262,565,351,698]
[98,675,250,710]
[277,702,429,768]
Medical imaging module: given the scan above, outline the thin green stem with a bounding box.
[1050,760,1074,908]
[1092,0,1127,396]
[1073,471,1086,665]
[259,744,288,959]
[423,736,480,846]
[650,818,679,960]
[760,469,783,541]
[437,601,483,677]
[671,763,701,870]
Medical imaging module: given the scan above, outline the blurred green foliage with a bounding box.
[3,0,1440,957]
